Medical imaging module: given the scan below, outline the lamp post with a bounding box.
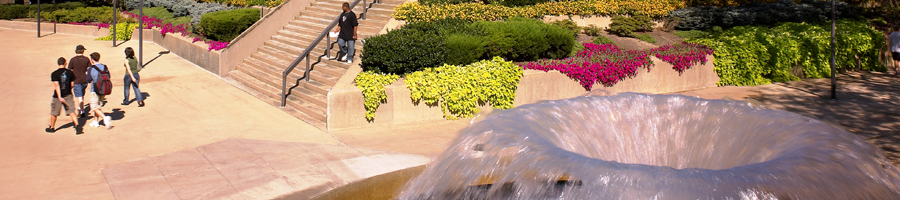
[829,0,837,100]
[139,0,143,68]
[113,0,117,47]
[36,0,40,38]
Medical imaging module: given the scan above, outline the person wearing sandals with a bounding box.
[121,47,145,107]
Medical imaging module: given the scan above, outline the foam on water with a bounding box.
[398,93,900,199]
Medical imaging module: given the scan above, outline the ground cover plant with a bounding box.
[686,19,885,86]
[355,71,400,121]
[404,57,523,120]
[392,0,684,23]
[0,2,85,20]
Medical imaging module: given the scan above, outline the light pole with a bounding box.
[829,0,837,100]
[36,0,40,38]
[139,0,143,68]
[113,0,117,47]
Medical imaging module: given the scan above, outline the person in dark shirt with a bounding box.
[68,45,92,118]
[329,2,358,63]
[48,57,83,134]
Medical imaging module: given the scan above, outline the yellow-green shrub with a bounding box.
[355,71,400,121]
[392,0,685,23]
[404,57,523,120]
[96,23,138,41]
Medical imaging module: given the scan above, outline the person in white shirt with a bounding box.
[890,25,900,75]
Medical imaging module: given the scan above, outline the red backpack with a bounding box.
[91,65,113,95]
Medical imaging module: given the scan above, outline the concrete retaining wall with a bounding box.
[327,55,718,130]
[0,20,110,37]
[131,28,220,75]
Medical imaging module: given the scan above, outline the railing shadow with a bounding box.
[142,51,170,68]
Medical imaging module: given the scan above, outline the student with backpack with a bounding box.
[121,47,145,107]
[87,52,112,129]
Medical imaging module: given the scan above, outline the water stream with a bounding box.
[398,93,900,199]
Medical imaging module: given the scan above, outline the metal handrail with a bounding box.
[281,0,378,107]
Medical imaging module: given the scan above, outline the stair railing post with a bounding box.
[362,0,366,20]
[305,55,311,81]
[281,76,287,107]
[326,35,330,58]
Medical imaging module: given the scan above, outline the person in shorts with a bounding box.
[890,25,900,75]
[48,57,83,134]
[68,45,92,117]
[87,52,112,129]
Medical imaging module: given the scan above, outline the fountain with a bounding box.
[397,93,900,199]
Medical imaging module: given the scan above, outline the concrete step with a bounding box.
[289,17,384,34]
[241,54,342,97]
[231,66,329,113]
[229,71,326,129]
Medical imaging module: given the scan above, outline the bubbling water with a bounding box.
[398,93,900,200]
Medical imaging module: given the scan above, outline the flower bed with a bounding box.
[521,43,713,90]
[393,0,684,23]
[123,11,229,51]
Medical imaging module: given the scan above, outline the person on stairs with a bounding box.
[329,2,358,64]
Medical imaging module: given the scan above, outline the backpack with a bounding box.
[91,65,113,95]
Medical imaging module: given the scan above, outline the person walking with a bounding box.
[68,45,92,118]
[87,52,112,129]
[121,47,145,107]
[329,2,358,64]
[890,25,900,75]
[48,57,83,135]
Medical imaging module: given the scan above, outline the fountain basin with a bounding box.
[399,93,900,199]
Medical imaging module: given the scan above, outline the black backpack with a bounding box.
[91,65,113,95]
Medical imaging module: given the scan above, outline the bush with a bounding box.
[418,0,476,5]
[592,35,616,45]
[96,22,138,41]
[549,19,580,36]
[0,2,85,20]
[673,30,708,39]
[475,17,574,61]
[501,0,551,7]
[162,16,191,27]
[393,0,685,23]
[405,57,523,120]
[126,0,234,26]
[686,20,885,86]
[607,14,655,37]
[668,0,858,30]
[130,7,173,20]
[355,71,400,121]
[361,28,446,74]
[445,34,485,65]
[198,8,259,42]
[41,6,119,23]
[635,33,656,43]
[582,24,602,36]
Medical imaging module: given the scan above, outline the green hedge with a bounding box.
[198,8,259,42]
[361,18,574,74]
[0,2,84,20]
[475,17,574,61]
[42,6,119,23]
[361,28,447,74]
[687,20,885,86]
[607,14,655,37]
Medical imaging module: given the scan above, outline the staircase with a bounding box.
[227,0,404,130]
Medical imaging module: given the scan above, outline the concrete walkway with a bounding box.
[0,28,344,199]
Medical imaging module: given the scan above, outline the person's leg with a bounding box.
[337,38,347,60]
[73,83,86,117]
[48,97,61,132]
[133,73,144,103]
[61,95,82,134]
[122,74,132,105]
[346,40,355,62]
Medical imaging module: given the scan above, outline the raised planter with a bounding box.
[327,55,719,130]
[131,28,221,75]
[0,20,110,37]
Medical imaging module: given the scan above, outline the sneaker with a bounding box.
[45,127,55,133]
[341,54,348,61]
[89,121,100,128]
[103,116,112,129]
[346,59,353,64]
[121,100,129,105]
[75,126,84,135]
[138,101,145,107]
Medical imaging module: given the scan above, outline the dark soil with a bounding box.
[576,30,685,51]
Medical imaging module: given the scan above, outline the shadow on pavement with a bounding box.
[746,71,900,165]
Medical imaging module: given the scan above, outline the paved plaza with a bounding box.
[2,27,899,199]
